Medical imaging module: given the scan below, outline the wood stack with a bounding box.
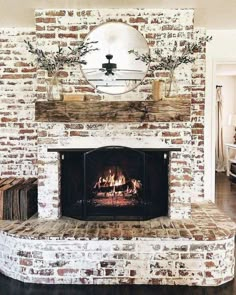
[0,178,37,220]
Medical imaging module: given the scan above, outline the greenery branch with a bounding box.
[24,40,98,76]
[129,34,212,97]
[129,35,212,72]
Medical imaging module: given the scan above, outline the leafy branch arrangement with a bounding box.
[24,40,98,76]
[129,34,212,97]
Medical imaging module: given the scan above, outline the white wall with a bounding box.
[206,30,236,201]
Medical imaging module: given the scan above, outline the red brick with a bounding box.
[36,86,47,92]
[57,269,79,276]
[162,132,181,137]
[171,139,183,144]
[58,33,78,39]
[80,33,87,39]
[46,11,66,16]
[129,17,148,24]
[36,17,56,23]
[1,74,34,79]
[206,271,214,278]
[19,129,35,134]
[1,117,17,122]
[205,261,216,268]
[58,71,68,78]
[77,10,92,17]
[192,129,204,135]
[3,68,18,73]
[69,26,79,31]
[183,174,192,181]
[36,25,45,31]
[21,68,36,73]
[192,123,204,128]
[38,131,47,137]
[36,33,56,38]
[47,25,67,31]
[20,259,33,266]
[162,25,174,30]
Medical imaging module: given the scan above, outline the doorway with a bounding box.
[215,64,236,189]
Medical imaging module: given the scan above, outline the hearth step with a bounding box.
[0,177,37,220]
[0,202,234,286]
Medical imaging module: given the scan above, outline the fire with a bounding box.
[92,166,142,207]
[95,168,126,189]
[93,166,142,198]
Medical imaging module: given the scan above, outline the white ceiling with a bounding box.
[0,0,236,29]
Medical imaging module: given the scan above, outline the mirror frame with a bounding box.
[80,21,150,95]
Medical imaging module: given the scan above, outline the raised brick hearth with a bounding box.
[0,203,235,285]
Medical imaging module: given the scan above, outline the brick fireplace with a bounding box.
[0,8,235,286]
[33,8,203,220]
[38,135,191,220]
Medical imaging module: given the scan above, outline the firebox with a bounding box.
[60,146,169,220]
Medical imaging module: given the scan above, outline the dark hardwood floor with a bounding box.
[0,172,235,295]
[215,172,236,223]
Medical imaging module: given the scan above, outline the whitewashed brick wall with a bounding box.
[0,9,206,217]
[0,28,37,177]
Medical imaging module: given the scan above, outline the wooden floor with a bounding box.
[215,172,236,223]
[0,172,235,295]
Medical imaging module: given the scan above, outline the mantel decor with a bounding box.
[24,40,98,100]
[129,34,212,98]
[35,99,190,123]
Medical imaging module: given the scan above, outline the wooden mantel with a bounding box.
[35,100,190,123]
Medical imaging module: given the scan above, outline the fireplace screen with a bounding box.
[61,146,169,220]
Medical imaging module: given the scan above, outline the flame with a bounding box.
[93,166,142,205]
[95,167,126,188]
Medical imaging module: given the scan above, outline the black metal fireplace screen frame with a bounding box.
[58,145,176,221]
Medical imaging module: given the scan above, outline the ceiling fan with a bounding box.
[102,54,116,76]
[83,53,145,77]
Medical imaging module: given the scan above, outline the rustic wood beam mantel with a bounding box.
[35,100,190,123]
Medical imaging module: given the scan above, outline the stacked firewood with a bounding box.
[0,177,37,220]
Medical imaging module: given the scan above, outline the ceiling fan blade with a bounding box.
[114,69,145,73]
[85,70,101,74]
[83,68,100,71]
[83,68,106,71]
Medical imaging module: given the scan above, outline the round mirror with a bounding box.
[81,22,149,95]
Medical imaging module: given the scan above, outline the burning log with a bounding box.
[94,179,141,193]
[92,166,142,204]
